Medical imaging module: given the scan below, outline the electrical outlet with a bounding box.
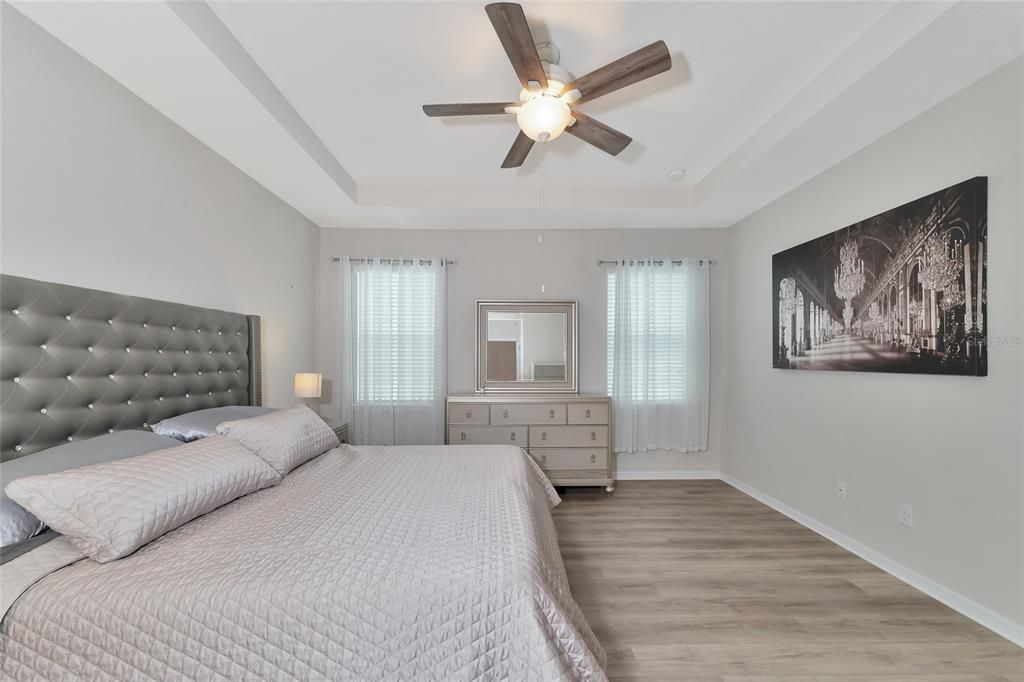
[898,503,914,528]
[836,481,847,499]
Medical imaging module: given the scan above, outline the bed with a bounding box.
[0,276,606,681]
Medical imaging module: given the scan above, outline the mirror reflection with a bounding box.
[486,312,567,382]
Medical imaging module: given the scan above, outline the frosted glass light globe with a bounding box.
[516,95,571,142]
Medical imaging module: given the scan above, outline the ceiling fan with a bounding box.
[422,2,671,168]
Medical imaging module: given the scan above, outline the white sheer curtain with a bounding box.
[608,258,709,454]
[338,257,447,445]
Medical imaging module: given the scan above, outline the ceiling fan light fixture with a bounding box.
[516,94,572,142]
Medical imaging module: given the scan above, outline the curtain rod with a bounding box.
[329,257,457,265]
[597,259,716,267]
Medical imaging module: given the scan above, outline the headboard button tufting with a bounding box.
[1,274,260,460]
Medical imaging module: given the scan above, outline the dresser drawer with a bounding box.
[490,403,566,425]
[448,403,490,425]
[567,403,609,424]
[448,426,527,445]
[529,425,608,447]
[529,448,607,471]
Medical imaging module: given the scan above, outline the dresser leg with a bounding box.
[605,483,615,494]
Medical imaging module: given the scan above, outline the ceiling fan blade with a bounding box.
[567,111,632,156]
[562,40,671,103]
[501,131,535,168]
[423,103,517,117]
[485,3,548,90]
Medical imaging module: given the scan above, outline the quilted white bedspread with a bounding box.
[0,445,606,681]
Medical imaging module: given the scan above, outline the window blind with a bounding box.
[354,265,439,402]
[607,268,690,401]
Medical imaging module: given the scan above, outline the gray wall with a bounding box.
[1,7,320,406]
[318,228,729,477]
[724,57,1023,629]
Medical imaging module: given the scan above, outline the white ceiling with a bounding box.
[209,1,888,187]
[12,1,1024,228]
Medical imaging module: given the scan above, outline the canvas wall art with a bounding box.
[772,177,988,376]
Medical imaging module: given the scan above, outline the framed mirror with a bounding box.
[476,300,578,393]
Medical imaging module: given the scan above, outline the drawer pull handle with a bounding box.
[585,408,591,418]
[510,432,516,441]
[591,431,596,441]
[541,432,547,441]
[460,432,466,441]
[466,410,472,418]
[541,454,547,464]
[503,409,509,418]
[549,409,555,418]
[590,454,596,463]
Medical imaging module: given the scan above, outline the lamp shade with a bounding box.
[293,373,322,399]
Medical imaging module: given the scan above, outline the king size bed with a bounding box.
[0,275,606,681]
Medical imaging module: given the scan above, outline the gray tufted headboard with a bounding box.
[1,275,263,462]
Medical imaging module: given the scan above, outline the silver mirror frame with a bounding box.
[476,300,579,394]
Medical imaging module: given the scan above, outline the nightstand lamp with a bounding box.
[294,372,322,408]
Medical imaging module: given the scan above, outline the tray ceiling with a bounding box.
[11,1,1024,228]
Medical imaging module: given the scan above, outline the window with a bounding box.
[606,268,690,401]
[339,257,447,446]
[605,259,710,454]
[353,264,440,403]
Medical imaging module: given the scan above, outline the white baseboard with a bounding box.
[615,470,720,480]
[719,473,1024,648]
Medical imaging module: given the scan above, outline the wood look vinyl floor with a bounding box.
[551,480,1022,682]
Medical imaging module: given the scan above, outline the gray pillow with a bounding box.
[1,431,180,547]
[150,406,277,441]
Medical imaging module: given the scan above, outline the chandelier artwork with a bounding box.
[833,238,866,330]
[779,277,798,318]
[771,177,986,376]
[919,234,965,311]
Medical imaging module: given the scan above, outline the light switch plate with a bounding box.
[898,503,914,528]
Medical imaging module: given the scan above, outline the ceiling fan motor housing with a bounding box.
[535,41,561,66]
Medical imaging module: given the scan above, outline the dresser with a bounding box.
[446,394,614,493]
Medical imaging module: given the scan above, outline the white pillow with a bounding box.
[1,431,181,548]
[217,404,339,477]
[4,436,280,563]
